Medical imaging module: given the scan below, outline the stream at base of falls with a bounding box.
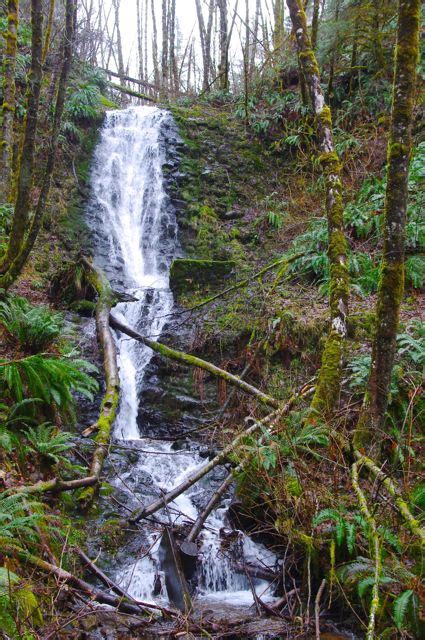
[85,105,280,613]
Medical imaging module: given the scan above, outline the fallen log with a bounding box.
[79,258,120,504]
[100,67,158,91]
[129,410,281,524]
[187,470,236,542]
[129,386,314,525]
[233,562,280,583]
[5,475,98,495]
[110,314,279,409]
[109,82,157,103]
[3,545,175,617]
[74,548,148,613]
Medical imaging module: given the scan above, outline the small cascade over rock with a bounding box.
[87,105,278,608]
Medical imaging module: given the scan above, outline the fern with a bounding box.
[358,575,395,598]
[0,296,63,353]
[0,494,44,547]
[0,354,98,410]
[24,424,73,465]
[393,589,414,630]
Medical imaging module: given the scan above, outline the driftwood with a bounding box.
[110,314,279,409]
[159,528,193,613]
[5,475,98,495]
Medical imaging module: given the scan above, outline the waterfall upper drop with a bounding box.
[88,106,178,439]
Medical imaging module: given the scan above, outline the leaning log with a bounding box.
[187,470,236,542]
[3,546,175,617]
[129,412,280,524]
[110,314,279,409]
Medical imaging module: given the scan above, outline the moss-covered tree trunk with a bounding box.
[0,0,19,202]
[311,0,320,50]
[286,0,349,417]
[0,0,75,290]
[42,0,55,63]
[354,0,420,448]
[0,0,43,275]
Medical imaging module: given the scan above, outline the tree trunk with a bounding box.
[0,0,76,290]
[42,0,55,62]
[161,0,168,93]
[151,0,160,87]
[354,0,420,448]
[0,0,18,202]
[0,0,43,275]
[136,0,143,79]
[273,0,285,55]
[326,0,340,103]
[249,0,261,76]
[286,0,349,417]
[311,0,320,50]
[217,0,229,91]
[113,0,125,86]
[169,0,178,93]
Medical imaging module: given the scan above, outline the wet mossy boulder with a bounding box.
[170,258,235,294]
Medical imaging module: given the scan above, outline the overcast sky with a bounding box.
[109,0,275,81]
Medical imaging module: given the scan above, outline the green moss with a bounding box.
[310,332,345,416]
[69,299,96,316]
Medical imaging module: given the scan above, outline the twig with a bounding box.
[315,578,327,640]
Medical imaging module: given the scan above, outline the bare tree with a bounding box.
[161,0,169,92]
[151,0,160,86]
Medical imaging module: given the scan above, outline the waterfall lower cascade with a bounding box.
[88,105,278,608]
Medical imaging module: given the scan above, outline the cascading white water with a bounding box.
[88,105,277,607]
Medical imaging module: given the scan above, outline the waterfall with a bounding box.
[87,105,277,606]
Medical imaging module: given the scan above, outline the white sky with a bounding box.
[110,0,274,82]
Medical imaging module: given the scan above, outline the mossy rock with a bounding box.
[170,258,236,294]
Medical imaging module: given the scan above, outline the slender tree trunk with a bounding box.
[249,0,261,76]
[273,0,285,54]
[0,0,18,202]
[0,0,43,275]
[217,0,229,91]
[144,0,148,80]
[136,0,143,79]
[195,0,207,89]
[349,15,359,95]
[0,0,76,289]
[42,0,55,62]
[151,0,160,87]
[311,0,320,50]
[354,0,420,448]
[161,0,169,93]
[113,0,125,86]
[169,0,178,93]
[371,0,385,70]
[326,0,340,102]
[205,0,215,86]
[286,0,349,417]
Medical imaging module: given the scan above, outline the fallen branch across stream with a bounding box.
[3,545,175,618]
[109,314,279,409]
[129,385,312,525]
